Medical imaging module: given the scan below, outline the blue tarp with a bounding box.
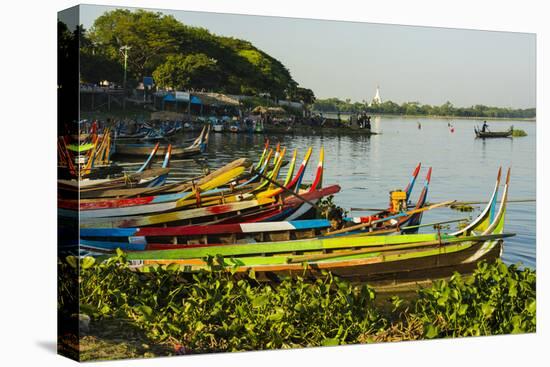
[191,96,202,104]
[163,94,176,102]
[163,93,190,102]
[143,76,154,86]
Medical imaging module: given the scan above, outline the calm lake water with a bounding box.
[127,116,537,269]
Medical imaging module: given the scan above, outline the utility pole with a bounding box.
[120,45,131,109]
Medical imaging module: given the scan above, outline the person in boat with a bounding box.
[364,115,372,130]
[481,120,489,132]
[417,121,421,130]
[328,207,345,231]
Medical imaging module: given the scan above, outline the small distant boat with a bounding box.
[475,125,513,138]
[229,123,240,133]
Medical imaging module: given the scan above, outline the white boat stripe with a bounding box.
[240,222,295,233]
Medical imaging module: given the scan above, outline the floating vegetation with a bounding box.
[58,253,536,359]
[512,129,528,137]
[450,203,475,212]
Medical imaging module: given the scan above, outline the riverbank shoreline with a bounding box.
[317,112,536,122]
[377,114,536,122]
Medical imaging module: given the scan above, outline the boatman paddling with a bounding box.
[482,120,489,132]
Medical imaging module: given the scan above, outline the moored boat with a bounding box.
[475,125,513,138]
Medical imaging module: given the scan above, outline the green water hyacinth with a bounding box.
[74,252,385,352]
[411,261,536,338]
[59,251,536,357]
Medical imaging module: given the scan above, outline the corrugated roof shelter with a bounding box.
[193,92,240,106]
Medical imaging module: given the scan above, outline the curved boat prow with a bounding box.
[309,146,324,192]
[162,144,172,168]
[283,149,298,186]
[293,147,314,192]
[404,163,422,201]
[200,124,211,153]
[402,167,432,232]
[264,148,287,191]
[255,140,270,170]
[136,142,160,173]
[462,168,511,263]
[484,167,510,236]
[451,166,502,236]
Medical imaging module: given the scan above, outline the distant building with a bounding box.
[370,85,382,106]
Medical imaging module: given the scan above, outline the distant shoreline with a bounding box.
[376,114,536,122]
[317,112,536,122]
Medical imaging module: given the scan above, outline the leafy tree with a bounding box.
[153,54,221,90]
[88,9,182,80]
[294,87,316,105]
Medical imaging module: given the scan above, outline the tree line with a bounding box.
[313,99,536,119]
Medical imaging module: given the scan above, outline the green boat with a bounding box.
[127,168,513,284]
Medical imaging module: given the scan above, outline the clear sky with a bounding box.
[79,4,536,108]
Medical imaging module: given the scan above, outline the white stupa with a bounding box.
[370,85,382,106]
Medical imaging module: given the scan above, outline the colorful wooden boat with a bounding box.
[76,167,489,254]
[78,197,445,253]
[121,168,512,284]
[63,145,289,217]
[60,158,253,210]
[79,197,277,228]
[80,219,332,252]
[73,165,254,218]
[81,145,322,224]
[77,140,266,199]
[475,126,513,138]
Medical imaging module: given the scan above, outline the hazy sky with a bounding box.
[79,5,536,108]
